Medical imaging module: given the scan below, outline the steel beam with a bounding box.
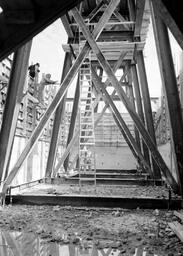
[45,52,72,177]
[136,51,161,179]
[72,7,179,193]
[0,41,32,183]
[151,1,183,196]
[0,0,120,196]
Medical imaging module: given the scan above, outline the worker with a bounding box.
[40,73,57,85]
[28,63,40,80]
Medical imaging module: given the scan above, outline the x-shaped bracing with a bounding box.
[71,7,179,193]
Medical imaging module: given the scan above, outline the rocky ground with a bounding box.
[17,183,180,199]
[0,205,182,255]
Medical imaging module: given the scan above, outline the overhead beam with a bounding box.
[0,41,32,183]
[0,0,120,196]
[151,1,183,195]
[72,7,179,193]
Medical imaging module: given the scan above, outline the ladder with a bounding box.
[78,23,96,190]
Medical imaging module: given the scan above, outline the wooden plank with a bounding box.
[62,41,145,53]
[174,211,183,222]
[0,41,32,182]
[169,221,183,242]
[151,1,183,195]
[71,7,179,193]
[0,0,120,196]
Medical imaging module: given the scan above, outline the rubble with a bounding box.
[0,205,182,255]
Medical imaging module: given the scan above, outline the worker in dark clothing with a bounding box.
[28,63,40,79]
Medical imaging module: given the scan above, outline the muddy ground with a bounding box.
[0,205,182,255]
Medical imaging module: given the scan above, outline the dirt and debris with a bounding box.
[16,183,180,199]
[0,205,182,255]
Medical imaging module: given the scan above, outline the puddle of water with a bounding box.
[0,230,158,256]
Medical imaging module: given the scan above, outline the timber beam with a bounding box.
[71,7,179,193]
[45,51,72,177]
[131,64,151,166]
[136,51,161,179]
[0,41,32,183]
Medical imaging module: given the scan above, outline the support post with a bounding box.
[45,52,72,177]
[151,1,183,195]
[0,41,32,183]
[63,75,80,171]
[136,51,161,179]
[126,65,141,152]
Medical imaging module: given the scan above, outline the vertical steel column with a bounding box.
[0,41,32,182]
[131,64,151,166]
[64,75,80,171]
[151,1,183,195]
[136,51,161,179]
[45,52,72,177]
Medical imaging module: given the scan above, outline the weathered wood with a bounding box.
[136,51,161,179]
[0,41,32,183]
[0,0,120,195]
[131,63,151,166]
[168,221,183,242]
[45,52,72,177]
[174,211,183,222]
[64,75,80,171]
[151,1,183,195]
[92,67,153,176]
[72,7,179,193]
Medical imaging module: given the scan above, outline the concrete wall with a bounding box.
[95,146,136,170]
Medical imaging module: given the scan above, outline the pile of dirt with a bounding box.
[0,205,182,255]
